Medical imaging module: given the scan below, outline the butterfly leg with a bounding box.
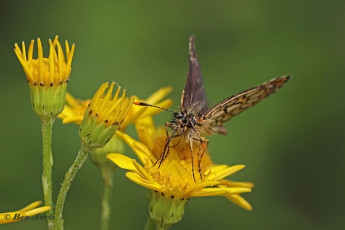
[154,132,172,168]
[198,138,209,180]
[188,135,196,182]
[169,136,182,148]
[164,122,170,139]
[190,136,208,180]
[153,123,173,167]
[154,130,180,168]
[164,122,182,148]
[190,125,209,180]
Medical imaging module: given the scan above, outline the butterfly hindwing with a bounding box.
[181,36,208,115]
[199,76,290,135]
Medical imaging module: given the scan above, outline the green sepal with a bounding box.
[149,190,187,229]
[79,108,120,149]
[29,83,68,119]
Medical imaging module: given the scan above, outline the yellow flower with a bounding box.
[79,82,134,148]
[14,36,75,86]
[59,86,173,130]
[107,121,254,210]
[14,36,75,118]
[0,201,50,224]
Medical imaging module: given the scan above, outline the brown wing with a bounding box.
[198,76,290,135]
[181,36,208,115]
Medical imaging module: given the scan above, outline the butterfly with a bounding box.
[135,36,290,181]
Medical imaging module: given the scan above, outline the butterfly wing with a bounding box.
[198,75,290,135]
[181,36,208,115]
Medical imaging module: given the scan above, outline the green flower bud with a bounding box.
[149,191,187,229]
[79,82,133,149]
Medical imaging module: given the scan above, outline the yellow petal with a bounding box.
[18,201,42,212]
[132,142,156,164]
[123,106,147,128]
[60,116,83,124]
[132,159,154,180]
[192,187,231,197]
[227,187,251,194]
[192,187,251,197]
[226,194,253,211]
[220,180,254,189]
[135,117,156,142]
[25,206,51,216]
[145,86,172,104]
[136,126,154,150]
[67,44,75,67]
[65,92,79,107]
[116,131,155,164]
[135,116,156,131]
[184,180,222,196]
[208,165,245,181]
[116,131,135,147]
[28,40,34,61]
[206,164,228,172]
[107,153,136,171]
[126,172,162,191]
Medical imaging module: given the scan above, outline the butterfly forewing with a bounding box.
[181,36,208,116]
[199,76,290,135]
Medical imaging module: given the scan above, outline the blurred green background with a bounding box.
[1,0,345,229]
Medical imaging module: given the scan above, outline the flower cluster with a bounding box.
[10,35,254,230]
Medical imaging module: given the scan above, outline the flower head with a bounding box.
[107,119,254,227]
[59,86,172,130]
[0,201,50,224]
[14,36,75,118]
[108,126,253,203]
[79,82,134,149]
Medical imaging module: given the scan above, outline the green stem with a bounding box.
[41,117,54,230]
[54,144,90,230]
[144,216,156,230]
[100,167,114,230]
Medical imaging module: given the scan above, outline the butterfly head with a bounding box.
[169,110,197,133]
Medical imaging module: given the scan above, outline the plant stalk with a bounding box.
[54,144,89,230]
[41,117,54,230]
[100,167,114,230]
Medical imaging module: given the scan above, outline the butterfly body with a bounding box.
[170,110,197,132]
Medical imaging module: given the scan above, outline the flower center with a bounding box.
[148,133,213,198]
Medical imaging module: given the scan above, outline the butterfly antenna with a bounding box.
[133,102,176,113]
